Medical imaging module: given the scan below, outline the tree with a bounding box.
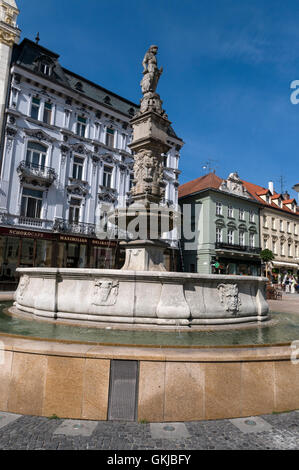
[260,249,275,279]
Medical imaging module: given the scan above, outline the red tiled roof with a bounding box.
[242,180,298,215]
[178,172,222,198]
[256,189,270,196]
[282,199,295,205]
[178,172,299,217]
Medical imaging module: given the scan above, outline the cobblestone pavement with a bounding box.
[0,410,298,450]
[0,292,298,450]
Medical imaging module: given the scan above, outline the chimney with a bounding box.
[268,181,274,195]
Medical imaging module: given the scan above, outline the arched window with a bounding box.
[26,142,47,169]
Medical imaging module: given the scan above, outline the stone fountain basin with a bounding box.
[14,268,269,326]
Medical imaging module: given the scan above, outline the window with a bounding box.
[288,243,292,257]
[21,188,43,219]
[105,128,115,147]
[249,210,254,223]
[64,109,70,128]
[41,63,51,76]
[264,238,268,249]
[216,202,222,216]
[228,229,234,245]
[163,155,168,167]
[228,205,234,218]
[271,218,276,230]
[103,166,113,188]
[239,208,245,221]
[129,174,134,191]
[239,230,245,246]
[216,227,222,243]
[295,224,297,235]
[263,216,268,228]
[295,244,298,258]
[76,116,86,137]
[43,102,52,125]
[30,97,40,120]
[280,242,285,256]
[280,220,284,231]
[72,156,84,180]
[69,198,81,224]
[122,133,127,150]
[272,239,277,254]
[287,222,291,233]
[26,142,47,169]
[249,233,255,248]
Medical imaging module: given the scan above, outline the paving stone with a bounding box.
[53,419,98,437]
[150,422,190,440]
[229,416,273,434]
[0,412,22,429]
[0,412,297,449]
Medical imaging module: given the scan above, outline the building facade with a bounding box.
[0,8,183,288]
[179,172,262,275]
[243,181,299,277]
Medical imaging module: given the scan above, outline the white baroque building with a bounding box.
[0,3,183,286]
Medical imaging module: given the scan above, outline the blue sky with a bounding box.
[17,0,299,198]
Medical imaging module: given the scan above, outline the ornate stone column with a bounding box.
[111,46,180,271]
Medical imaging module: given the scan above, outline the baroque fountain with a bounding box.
[13,45,268,327]
[0,47,298,423]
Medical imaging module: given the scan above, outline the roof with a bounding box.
[11,38,182,139]
[282,199,295,205]
[241,180,298,215]
[179,172,299,216]
[178,172,222,198]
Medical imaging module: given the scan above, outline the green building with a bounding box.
[179,172,262,275]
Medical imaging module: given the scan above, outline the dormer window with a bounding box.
[104,96,111,105]
[34,55,54,77]
[128,107,135,116]
[75,81,83,92]
[41,63,51,76]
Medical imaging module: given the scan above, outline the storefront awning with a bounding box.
[272,261,299,268]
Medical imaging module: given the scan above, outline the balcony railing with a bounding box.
[215,242,262,255]
[17,161,57,186]
[53,219,96,237]
[18,216,43,228]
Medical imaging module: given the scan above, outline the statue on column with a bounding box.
[140,45,163,95]
[139,45,166,116]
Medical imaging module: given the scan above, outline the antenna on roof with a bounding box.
[202,158,218,174]
[275,175,286,194]
[35,32,40,45]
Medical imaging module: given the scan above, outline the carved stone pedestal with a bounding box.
[120,240,167,272]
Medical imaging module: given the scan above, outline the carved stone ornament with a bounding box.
[217,283,241,314]
[24,128,54,143]
[98,188,117,203]
[92,278,119,306]
[70,143,90,156]
[6,126,17,138]
[219,172,251,199]
[0,30,16,46]
[131,149,164,199]
[16,275,30,301]
[66,182,88,197]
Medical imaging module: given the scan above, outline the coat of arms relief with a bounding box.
[92,279,119,306]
